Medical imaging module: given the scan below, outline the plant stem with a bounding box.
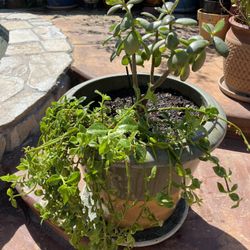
[131,53,140,101]
[150,31,159,85]
[151,69,170,91]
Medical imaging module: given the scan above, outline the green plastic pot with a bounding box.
[65,74,227,228]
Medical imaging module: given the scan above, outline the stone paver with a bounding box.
[0,12,73,160]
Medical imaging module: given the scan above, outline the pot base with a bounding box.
[127,198,189,247]
[219,77,250,103]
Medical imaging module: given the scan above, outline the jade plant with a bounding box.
[1,0,249,249]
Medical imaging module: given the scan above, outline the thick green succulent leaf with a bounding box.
[202,23,214,34]
[192,50,206,72]
[166,32,179,50]
[187,40,209,54]
[180,64,190,81]
[163,1,174,11]
[121,55,130,65]
[153,39,165,53]
[141,11,157,21]
[175,18,197,26]
[172,49,189,66]
[107,4,122,15]
[136,54,144,66]
[136,17,151,30]
[213,18,225,34]
[213,36,229,57]
[120,14,133,30]
[162,15,175,25]
[124,31,140,55]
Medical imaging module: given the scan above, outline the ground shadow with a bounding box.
[0,188,70,250]
[137,208,247,250]
[0,189,247,250]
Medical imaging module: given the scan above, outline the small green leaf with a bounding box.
[176,163,186,177]
[217,182,226,193]
[34,189,44,196]
[87,123,108,136]
[213,166,226,177]
[0,174,19,182]
[134,144,147,163]
[147,166,157,181]
[213,18,225,34]
[229,193,240,201]
[231,184,238,192]
[175,18,197,26]
[156,192,174,208]
[46,174,61,184]
[66,172,80,184]
[213,36,229,58]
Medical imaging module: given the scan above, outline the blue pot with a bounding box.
[47,0,76,6]
[172,0,200,13]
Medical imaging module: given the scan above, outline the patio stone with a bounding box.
[0,20,32,30]
[6,42,44,55]
[0,12,73,159]
[41,39,72,52]
[5,13,37,20]
[33,26,66,40]
[9,29,39,43]
[0,76,24,103]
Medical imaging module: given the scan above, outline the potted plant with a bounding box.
[1,0,249,249]
[220,0,250,102]
[198,0,231,40]
[47,0,78,9]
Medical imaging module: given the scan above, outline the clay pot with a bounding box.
[197,8,230,40]
[223,16,250,99]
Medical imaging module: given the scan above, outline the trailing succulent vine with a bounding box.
[1,0,250,250]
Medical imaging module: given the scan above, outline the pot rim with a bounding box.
[197,8,230,17]
[229,15,250,31]
[65,74,227,165]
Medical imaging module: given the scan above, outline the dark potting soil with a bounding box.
[105,88,199,135]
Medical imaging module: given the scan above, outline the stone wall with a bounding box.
[0,12,73,162]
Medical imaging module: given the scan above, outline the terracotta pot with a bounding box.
[197,8,230,40]
[223,16,250,100]
[66,74,227,229]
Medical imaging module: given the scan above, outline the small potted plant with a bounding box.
[1,0,249,249]
[220,0,250,102]
[198,0,231,40]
